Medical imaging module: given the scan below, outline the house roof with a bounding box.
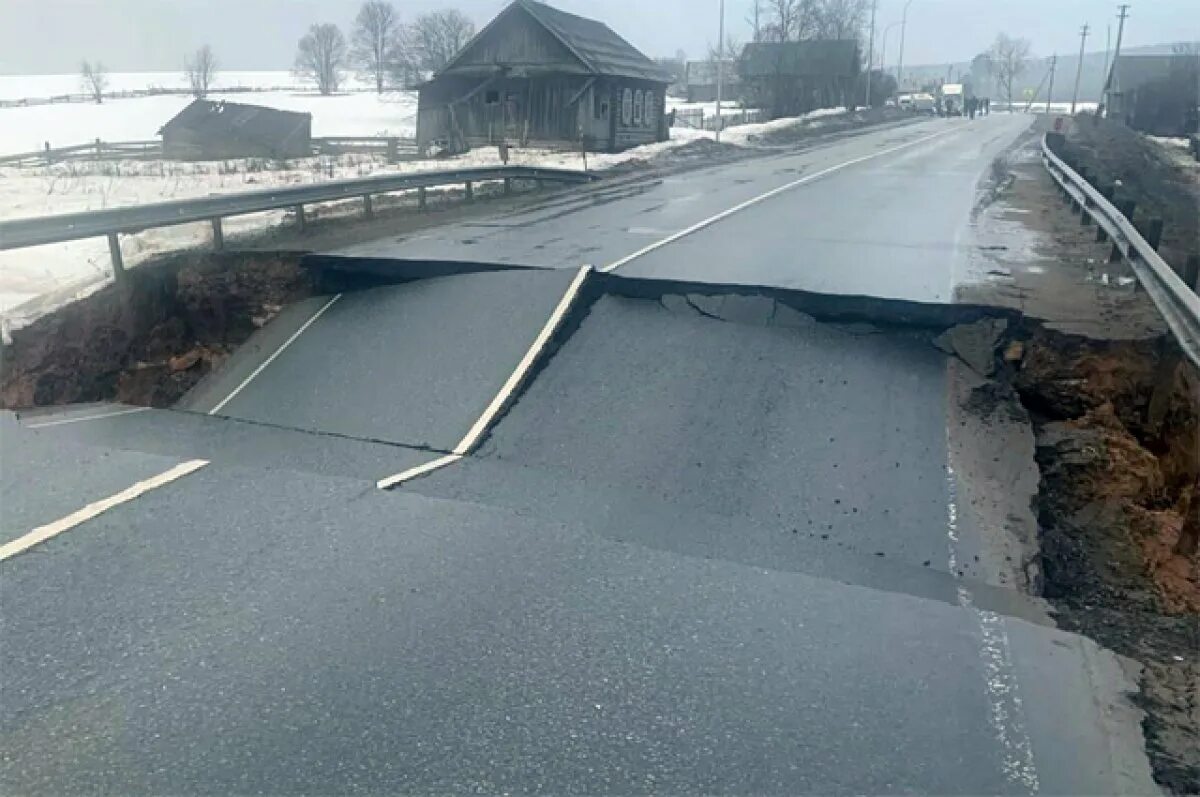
[159,99,311,141]
[1107,54,1200,93]
[740,41,860,79]
[439,0,672,83]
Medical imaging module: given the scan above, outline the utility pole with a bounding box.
[1071,23,1089,114]
[865,0,877,107]
[1046,54,1057,114]
[715,0,725,143]
[1102,24,1112,89]
[897,0,915,91]
[1105,4,1130,104]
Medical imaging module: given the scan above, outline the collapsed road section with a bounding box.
[3,253,1190,793]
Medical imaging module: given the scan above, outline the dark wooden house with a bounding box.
[416,0,672,153]
[1105,54,1200,137]
[739,41,860,119]
[159,99,312,160]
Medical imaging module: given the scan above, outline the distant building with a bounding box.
[416,0,672,153]
[684,60,740,103]
[159,99,312,160]
[739,41,860,119]
[1105,54,1200,136]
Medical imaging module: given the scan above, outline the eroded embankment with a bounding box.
[1,252,314,408]
[977,322,1198,795]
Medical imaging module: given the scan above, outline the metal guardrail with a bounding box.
[0,165,595,277]
[1041,132,1200,369]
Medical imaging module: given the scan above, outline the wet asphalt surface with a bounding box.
[0,115,1159,794]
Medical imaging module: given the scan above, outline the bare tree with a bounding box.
[80,60,108,103]
[295,23,348,95]
[352,0,398,94]
[990,33,1032,110]
[747,0,767,42]
[185,45,218,99]
[762,0,818,42]
[971,52,994,96]
[707,35,743,62]
[814,0,869,41]
[403,9,476,74]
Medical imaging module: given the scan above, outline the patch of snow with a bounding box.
[1147,136,1192,151]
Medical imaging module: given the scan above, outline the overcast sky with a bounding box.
[1,0,1196,75]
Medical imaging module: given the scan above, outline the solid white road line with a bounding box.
[453,265,592,456]
[375,265,594,490]
[600,125,962,273]
[208,294,343,416]
[376,454,463,491]
[0,459,209,561]
[24,406,152,429]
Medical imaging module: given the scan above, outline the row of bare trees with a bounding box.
[80,45,218,104]
[295,1,475,95]
[78,1,472,103]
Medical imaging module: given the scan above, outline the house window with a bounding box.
[633,89,644,125]
[484,90,500,105]
[622,88,633,126]
[594,88,609,120]
[642,92,654,127]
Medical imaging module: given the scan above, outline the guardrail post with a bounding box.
[1143,217,1164,251]
[417,186,427,210]
[1096,184,1114,241]
[464,181,474,201]
[295,204,306,231]
[363,194,374,219]
[107,233,125,282]
[386,138,398,164]
[504,177,513,196]
[1109,199,1136,264]
[211,218,224,250]
[1184,256,1200,292]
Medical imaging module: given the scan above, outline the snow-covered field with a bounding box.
[0,70,378,101]
[1,90,418,156]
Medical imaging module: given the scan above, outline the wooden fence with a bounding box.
[0,137,421,167]
[671,108,766,131]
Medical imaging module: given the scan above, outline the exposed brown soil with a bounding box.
[0,251,314,409]
[1000,324,1199,794]
[1059,115,1200,271]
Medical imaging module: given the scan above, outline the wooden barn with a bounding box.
[739,41,860,119]
[416,0,672,153]
[159,99,312,160]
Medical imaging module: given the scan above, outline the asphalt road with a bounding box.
[336,114,1032,301]
[0,114,1159,794]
